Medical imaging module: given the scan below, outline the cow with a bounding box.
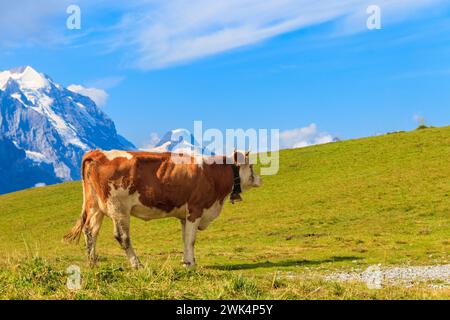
[64,150,261,269]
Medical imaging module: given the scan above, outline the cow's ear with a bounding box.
[245,151,250,164]
[233,150,245,165]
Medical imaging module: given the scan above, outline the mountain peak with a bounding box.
[9,66,34,74]
[155,128,193,147]
[0,66,135,191]
[0,66,49,91]
[149,129,213,155]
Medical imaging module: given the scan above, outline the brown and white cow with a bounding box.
[64,150,261,268]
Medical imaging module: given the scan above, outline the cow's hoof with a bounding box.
[130,257,143,269]
[183,261,196,269]
[230,193,243,204]
[132,263,143,270]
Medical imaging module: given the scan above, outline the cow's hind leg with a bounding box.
[112,214,141,269]
[182,217,200,268]
[83,210,104,267]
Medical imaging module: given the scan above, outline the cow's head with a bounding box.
[233,151,261,191]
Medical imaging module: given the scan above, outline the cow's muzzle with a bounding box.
[252,175,262,187]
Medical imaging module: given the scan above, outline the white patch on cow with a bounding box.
[104,185,140,216]
[131,202,188,221]
[104,183,223,228]
[198,201,224,230]
[103,183,187,220]
[103,150,133,161]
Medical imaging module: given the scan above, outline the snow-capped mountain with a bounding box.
[0,66,135,193]
[0,137,60,194]
[147,129,213,155]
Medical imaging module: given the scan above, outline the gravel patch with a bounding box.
[325,264,450,289]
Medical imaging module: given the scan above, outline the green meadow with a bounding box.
[0,126,449,299]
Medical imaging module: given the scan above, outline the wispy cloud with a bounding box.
[122,0,362,69]
[0,0,447,69]
[116,0,446,69]
[67,75,124,107]
[279,124,335,149]
[0,0,73,47]
[86,76,125,89]
[67,84,108,107]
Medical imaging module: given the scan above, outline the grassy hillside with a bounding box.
[0,127,449,299]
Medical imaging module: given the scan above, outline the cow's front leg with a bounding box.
[112,214,141,269]
[180,218,186,243]
[179,219,186,263]
[182,218,200,268]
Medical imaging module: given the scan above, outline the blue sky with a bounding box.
[1,0,450,148]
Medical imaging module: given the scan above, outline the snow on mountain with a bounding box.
[0,66,50,91]
[145,129,213,155]
[0,66,135,193]
[24,150,50,163]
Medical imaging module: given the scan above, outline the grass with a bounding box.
[0,126,449,299]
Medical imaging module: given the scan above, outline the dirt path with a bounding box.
[325,264,450,289]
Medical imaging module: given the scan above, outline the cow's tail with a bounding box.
[63,155,91,244]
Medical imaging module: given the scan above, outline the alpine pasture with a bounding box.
[0,126,449,299]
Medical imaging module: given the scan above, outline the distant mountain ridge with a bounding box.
[0,66,135,194]
[147,129,214,155]
[0,137,60,194]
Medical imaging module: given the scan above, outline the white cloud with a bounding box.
[34,182,46,188]
[279,124,335,149]
[67,84,108,107]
